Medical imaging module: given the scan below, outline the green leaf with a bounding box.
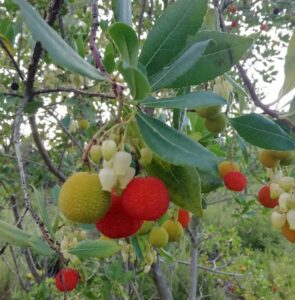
[67,240,121,259]
[32,187,55,239]
[230,113,295,150]
[12,0,104,81]
[119,62,151,101]
[103,43,116,74]
[111,0,132,26]
[27,236,55,257]
[141,91,226,109]
[0,33,13,55]
[146,156,203,216]
[150,40,211,90]
[0,220,31,247]
[24,100,43,115]
[136,111,218,174]
[139,0,208,77]
[279,28,295,98]
[109,22,138,66]
[167,31,253,87]
[236,134,249,163]
[75,35,85,58]
[199,170,222,193]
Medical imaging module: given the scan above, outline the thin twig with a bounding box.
[138,0,148,39]
[0,39,25,81]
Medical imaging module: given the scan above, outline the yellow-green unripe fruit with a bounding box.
[136,221,153,235]
[205,114,227,133]
[149,227,169,247]
[162,220,183,242]
[139,147,153,166]
[259,150,279,168]
[90,145,102,163]
[59,172,111,224]
[196,105,221,118]
[78,119,89,130]
[270,150,293,160]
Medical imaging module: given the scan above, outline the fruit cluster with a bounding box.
[257,151,295,243]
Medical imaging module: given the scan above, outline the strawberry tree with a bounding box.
[0,0,295,299]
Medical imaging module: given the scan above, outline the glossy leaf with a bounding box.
[0,220,31,247]
[141,91,226,109]
[109,22,138,66]
[103,43,116,73]
[166,31,253,87]
[146,156,203,216]
[279,28,295,98]
[111,0,132,26]
[119,62,151,101]
[231,113,295,150]
[12,0,104,81]
[67,240,121,259]
[32,187,55,239]
[136,111,218,174]
[139,0,208,77]
[150,40,210,90]
[27,236,55,256]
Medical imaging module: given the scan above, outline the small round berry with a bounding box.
[96,194,143,238]
[287,210,295,230]
[204,114,227,133]
[10,82,19,91]
[99,168,118,192]
[258,185,279,208]
[78,119,89,130]
[122,177,169,221]
[55,268,79,292]
[196,105,221,118]
[162,220,183,242]
[223,171,247,192]
[218,161,240,178]
[281,222,295,243]
[113,151,132,175]
[149,227,169,248]
[228,3,238,13]
[258,150,279,168]
[260,23,269,31]
[177,209,191,228]
[101,140,117,161]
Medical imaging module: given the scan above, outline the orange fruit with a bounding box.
[281,222,295,243]
[218,161,240,178]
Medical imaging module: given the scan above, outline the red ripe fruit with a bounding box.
[231,20,238,28]
[96,194,143,238]
[228,4,238,14]
[177,209,191,228]
[258,185,278,208]
[122,177,170,221]
[260,23,269,31]
[55,268,79,292]
[223,171,247,192]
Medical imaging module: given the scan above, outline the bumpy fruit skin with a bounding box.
[205,114,227,133]
[59,172,111,224]
[196,105,221,118]
[223,171,247,192]
[78,119,89,130]
[218,161,240,178]
[55,268,79,292]
[122,177,170,221]
[96,194,143,238]
[136,221,153,235]
[258,185,278,208]
[177,209,191,228]
[259,150,279,168]
[281,222,295,243]
[162,220,183,242]
[149,227,169,247]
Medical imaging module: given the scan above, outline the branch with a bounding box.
[0,39,25,81]
[33,87,115,99]
[29,116,66,182]
[89,0,109,78]
[149,255,173,300]
[214,0,295,132]
[188,216,199,300]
